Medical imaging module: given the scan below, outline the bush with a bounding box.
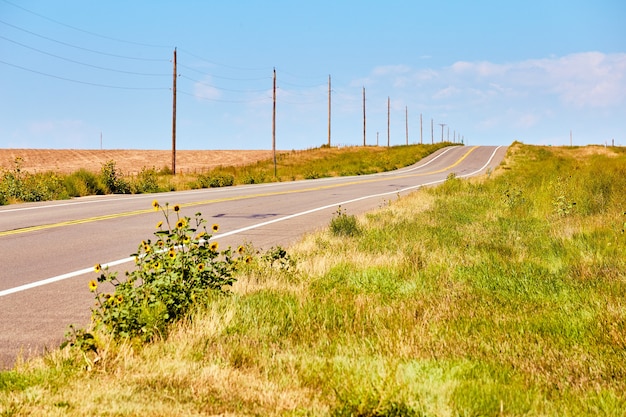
[0,157,68,202]
[63,169,104,197]
[131,167,161,194]
[330,206,361,237]
[196,172,235,188]
[100,160,130,194]
[86,201,245,342]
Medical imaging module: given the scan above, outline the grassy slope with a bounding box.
[0,143,453,204]
[1,143,625,416]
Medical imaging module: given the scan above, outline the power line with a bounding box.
[0,35,169,76]
[0,0,171,49]
[0,59,168,90]
[177,63,270,81]
[179,75,268,93]
[178,90,270,104]
[177,47,270,72]
[0,19,168,62]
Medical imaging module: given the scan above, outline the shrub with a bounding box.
[100,160,130,194]
[131,167,161,194]
[63,169,104,197]
[196,172,235,188]
[86,202,244,342]
[330,206,361,237]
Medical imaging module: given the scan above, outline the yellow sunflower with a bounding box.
[88,280,98,292]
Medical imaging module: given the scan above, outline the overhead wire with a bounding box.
[0,1,334,118]
[0,19,168,62]
[0,59,168,90]
[179,75,269,93]
[0,34,170,76]
[0,0,172,49]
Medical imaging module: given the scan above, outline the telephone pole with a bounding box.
[362,87,366,146]
[420,113,423,144]
[405,106,408,145]
[387,96,390,147]
[272,68,277,177]
[439,123,446,142]
[171,47,177,175]
[328,75,331,147]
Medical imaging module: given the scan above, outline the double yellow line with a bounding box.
[0,147,477,237]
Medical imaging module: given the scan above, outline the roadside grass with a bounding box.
[0,143,453,205]
[2,142,625,416]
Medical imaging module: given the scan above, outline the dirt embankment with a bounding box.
[0,149,275,175]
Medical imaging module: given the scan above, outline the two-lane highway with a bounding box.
[0,145,506,368]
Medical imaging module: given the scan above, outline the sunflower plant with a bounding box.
[89,201,241,342]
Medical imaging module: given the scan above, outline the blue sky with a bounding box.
[0,1,624,150]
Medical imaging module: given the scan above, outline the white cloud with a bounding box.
[448,52,626,108]
[193,76,221,101]
[432,85,460,99]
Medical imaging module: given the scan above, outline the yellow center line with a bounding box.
[0,147,477,237]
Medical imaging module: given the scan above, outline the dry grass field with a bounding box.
[0,149,275,175]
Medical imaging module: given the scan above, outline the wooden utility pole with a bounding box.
[439,123,446,142]
[272,68,277,177]
[387,96,390,147]
[171,47,177,175]
[420,113,423,144]
[328,75,331,147]
[405,106,408,145]
[362,87,366,146]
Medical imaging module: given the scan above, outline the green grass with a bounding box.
[0,143,452,205]
[1,142,625,416]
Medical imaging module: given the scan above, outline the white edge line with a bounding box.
[0,146,502,298]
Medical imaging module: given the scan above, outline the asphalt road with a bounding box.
[0,145,507,368]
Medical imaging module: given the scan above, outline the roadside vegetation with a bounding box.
[0,143,452,205]
[1,142,625,416]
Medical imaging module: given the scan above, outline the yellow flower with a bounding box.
[173,205,180,212]
[116,294,123,304]
[153,261,161,270]
[176,219,186,229]
[156,221,163,229]
[197,263,205,272]
[143,244,151,253]
[210,242,219,252]
[152,200,160,210]
[88,280,98,292]
[212,224,219,232]
[237,245,245,255]
[245,256,252,264]
[94,264,102,273]
[182,236,191,245]
[168,248,176,259]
